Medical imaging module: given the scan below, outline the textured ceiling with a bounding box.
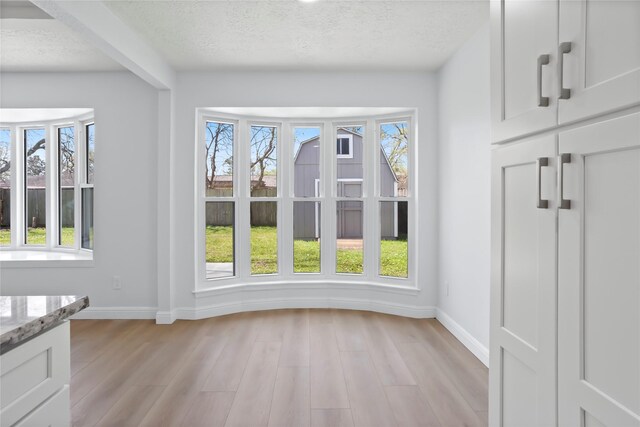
[104,0,489,72]
[0,19,123,72]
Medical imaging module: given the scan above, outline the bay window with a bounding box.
[197,110,414,287]
[0,111,95,255]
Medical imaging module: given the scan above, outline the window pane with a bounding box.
[0,129,10,246]
[58,126,75,247]
[380,122,408,197]
[380,201,408,278]
[86,123,95,184]
[250,126,277,197]
[81,187,94,249]
[336,126,362,197]
[250,201,277,274]
[293,201,320,273]
[336,200,363,274]
[25,128,46,245]
[205,121,234,197]
[205,201,235,279]
[293,127,320,198]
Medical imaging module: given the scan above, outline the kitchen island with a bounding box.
[0,295,89,426]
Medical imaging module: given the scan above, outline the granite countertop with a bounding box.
[0,295,89,354]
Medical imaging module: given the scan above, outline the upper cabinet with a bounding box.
[491,0,640,143]
[491,0,559,143]
[558,0,640,124]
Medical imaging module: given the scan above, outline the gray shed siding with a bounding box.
[293,131,398,240]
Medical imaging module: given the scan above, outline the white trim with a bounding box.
[169,300,435,322]
[336,133,353,159]
[194,279,420,298]
[436,308,489,367]
[195,110,416,289]
[314,179,320,238]
[71,306,157,320]
[1,113,94,255]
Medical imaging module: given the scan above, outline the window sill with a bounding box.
[0,250,94,268]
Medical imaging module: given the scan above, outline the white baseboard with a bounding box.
[71,306,157,320]
[435,308,489,367]
[155,310,176,324]
[171,298,435,321]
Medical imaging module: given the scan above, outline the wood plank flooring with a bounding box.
[70,309,488,427]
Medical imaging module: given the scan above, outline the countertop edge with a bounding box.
[0,296,90,354]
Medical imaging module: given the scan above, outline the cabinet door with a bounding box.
[489,136,557,427]
[559,0,640,124]
[15,386,70,427]
[558,112,640,426]
[491,0,559,143]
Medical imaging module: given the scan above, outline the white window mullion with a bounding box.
[8,126,17,248]
[42,125,52,249]
[196,115,206,284]
[323,121,336,275]
[73,121,82,250]
[280,122,293,278]
[236,118,250,279]
[48,125,58,249]
[363,119,377,280]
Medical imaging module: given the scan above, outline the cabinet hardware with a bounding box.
[537,157,550,208]
[559,153,571,209]
[537,54,550,107]
[559,42,572,100]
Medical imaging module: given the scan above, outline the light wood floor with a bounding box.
[70,309,488,427]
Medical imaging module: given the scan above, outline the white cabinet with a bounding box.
[489,136,558,427]
[490,0,559,142]
[559,0,640,124]
[490,112,640,427]
[558,113,640,427]
[491,0,640,143]
[0,322,71,427]
[14,386,70,427]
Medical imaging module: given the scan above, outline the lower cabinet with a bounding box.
[14,386,70,427]
[490,135,558,427]
[490,112,640,427]
[0,322,71,427]
[558,112,640,426]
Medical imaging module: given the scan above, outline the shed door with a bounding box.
[337,181,362,238]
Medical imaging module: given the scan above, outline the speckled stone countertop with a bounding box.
[0,295,89,354]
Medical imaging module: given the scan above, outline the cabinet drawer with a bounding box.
[14,385,70,427]
[0,322,70,427]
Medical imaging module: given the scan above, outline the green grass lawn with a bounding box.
[0,227,75,247]
[206,226,408,277]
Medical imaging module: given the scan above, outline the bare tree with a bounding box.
[205,123,233,189]
[380,123,408,174]
[59,129,75,186]
[250,126,277,191]
[0,138,46,177]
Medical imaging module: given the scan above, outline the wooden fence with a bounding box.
[205,187,278,226]
[0,188,74,227]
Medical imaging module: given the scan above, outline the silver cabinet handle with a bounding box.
[559,42,572,100]
[537,157,550,209]
[559,153,571,209]
[537,54,550,107]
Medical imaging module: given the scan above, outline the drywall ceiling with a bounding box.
[0,18,123,72]
[104,0,489,72]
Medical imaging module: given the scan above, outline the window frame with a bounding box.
[0,114,94,254]
[196,110,415,290]
[336,133,353,159]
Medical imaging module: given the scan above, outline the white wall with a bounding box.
[169,72,439,316]
[0,72,159,314]
[436,24,491,362]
